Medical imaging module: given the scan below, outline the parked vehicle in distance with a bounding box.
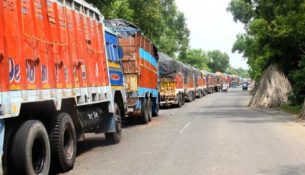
[194,69,207,98]
[206,72,217,93]
[222,83,229,92]
[231,81,238,88]
[242,82,249,90]
[183,65,196,102]
[158,52,185,108]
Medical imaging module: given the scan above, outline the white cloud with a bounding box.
[176,0,249,69]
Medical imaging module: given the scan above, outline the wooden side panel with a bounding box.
[0,0,7,92]
[66,8,78,88]
[33,0,50,89]
[5,0,24,90]
[137,35,158,90]
[119,37,138,74]
[97,23,108,86]
[56,4,72,89]
[74,12,86,87]
[1,0,110,94]
[47,0,62,88]
[175,73,184,89]
[197,75,204,87]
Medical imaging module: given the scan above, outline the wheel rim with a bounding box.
[32,136,46,173]
[63,126,74,160]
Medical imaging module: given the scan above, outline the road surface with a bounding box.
[64,88,305,175]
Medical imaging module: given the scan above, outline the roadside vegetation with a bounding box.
[228,0,305,118]
[280,104,302,115]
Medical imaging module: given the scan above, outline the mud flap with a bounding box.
[101,113,116,133]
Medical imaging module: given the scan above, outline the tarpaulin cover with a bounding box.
[158,52,184,77]
[105,19,141,38]
[192,67,202,86]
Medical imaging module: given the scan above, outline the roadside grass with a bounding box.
[280,104,302,115]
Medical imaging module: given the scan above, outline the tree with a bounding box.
[207,50,230,72]
[226,67,249,78]
[86,0,134,21]
[179,49,210,71]
[228,0,305,105]
[86,0,190,59]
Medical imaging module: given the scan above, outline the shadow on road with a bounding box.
[189,107,293,124]
[77,135,110,157]
[259,164,305,175]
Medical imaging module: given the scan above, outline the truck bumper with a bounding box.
[160,100,176,106]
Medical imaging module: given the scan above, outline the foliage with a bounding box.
[280,104,302,115]
[179,49,211,71]
[228,0,305,105]
[87,0,134,21]
[86,0,190,58]
[226,67,249,78]
[207,50,230,73]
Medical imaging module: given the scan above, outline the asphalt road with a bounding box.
[65,88,305,175]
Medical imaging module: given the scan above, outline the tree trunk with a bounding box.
[250,65,292,108]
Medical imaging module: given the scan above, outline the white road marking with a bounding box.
[179,122,192,134]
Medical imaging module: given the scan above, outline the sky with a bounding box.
[176,0,249,69]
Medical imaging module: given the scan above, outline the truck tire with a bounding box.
[141,98,149,124]
[11,120,51,175]
[105,103,122,144]
[176,94,183,108]
[191,92,196,101]
[187,92,193,102]
[152,105,159,117]
[49,113,76,172]
[147,99,152,121]
[182,94,185,105]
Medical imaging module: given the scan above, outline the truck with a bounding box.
[158,52,185,108]
[214,72,223,92]
[183,65,196,102]
[0,0,123,174]
[194,69,207,98]
[105,19,159,124]
[205,72,217,94]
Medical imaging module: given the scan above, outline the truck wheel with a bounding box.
[141,98,149,124]
[188,92,193,102]
[176,94,183,108]
[105,103,122,144]
[192,92,196,101]
[147,99,152,121]
[50,113,76,172]
[11,120,51,175]
[152,104,159,117]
